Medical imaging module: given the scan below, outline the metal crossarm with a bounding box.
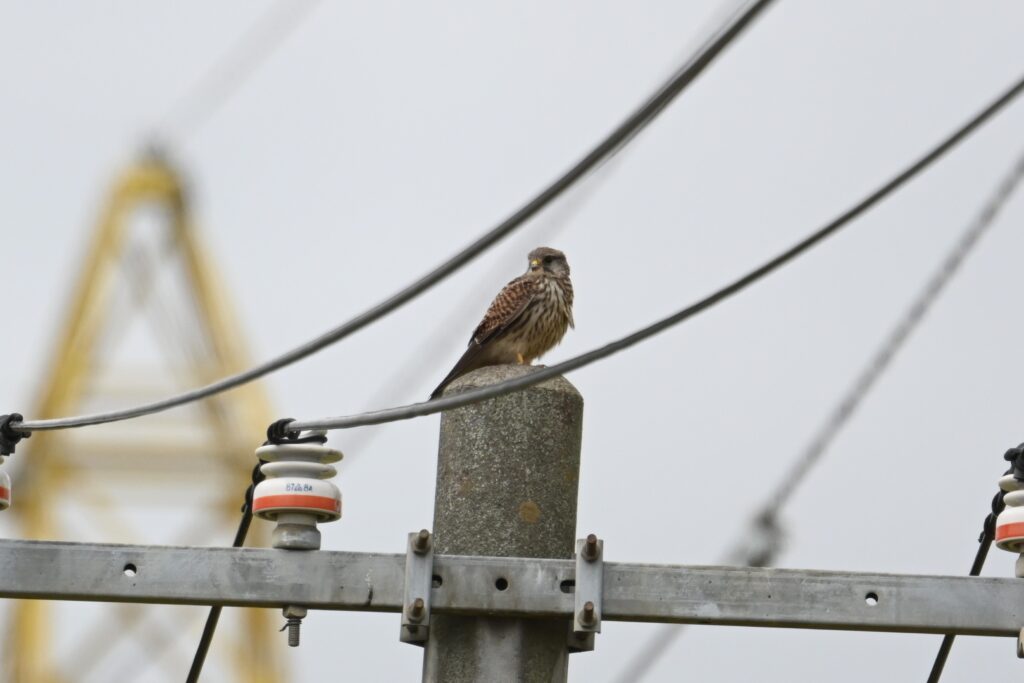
[1,539,1021,637]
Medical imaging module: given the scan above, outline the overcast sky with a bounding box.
[3,1,1024,681]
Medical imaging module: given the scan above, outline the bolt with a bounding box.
[281,605,307,647]
[582,534,600,561]
[286,617,301,647]
[579,600,596,626]
[408,597,425,623]
[413,529,431,554]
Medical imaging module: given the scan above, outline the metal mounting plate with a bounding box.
[400,530,434,646]
[572,535,603,651]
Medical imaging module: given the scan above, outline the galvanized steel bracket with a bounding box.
[399,529,434,646]
[570,534,603,652]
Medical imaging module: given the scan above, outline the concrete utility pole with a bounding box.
[424,365,584,683]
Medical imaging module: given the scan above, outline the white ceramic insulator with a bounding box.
[252,442,344,523]
[996,479,1024,553]
[0,461,10,511]
[1000,474,1023,493]
[255,442,343,465]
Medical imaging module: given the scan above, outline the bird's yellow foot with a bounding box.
[516,353,526,365]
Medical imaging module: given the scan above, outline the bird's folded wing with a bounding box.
[471,276,537,345]
[429,277,538,399]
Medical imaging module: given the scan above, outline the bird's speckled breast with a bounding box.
[515,275,573,362]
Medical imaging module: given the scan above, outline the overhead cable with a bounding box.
[283,72,1024,434]
[10,0,775,435]
[159,0,324,143]
[759,145,1024,520]
[336,0,754,464]
[340,131,620,465]
[613,140,1024,683]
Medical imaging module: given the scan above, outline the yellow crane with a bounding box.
[3,154,284,682]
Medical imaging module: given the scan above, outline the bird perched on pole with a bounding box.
[430,247,575,399]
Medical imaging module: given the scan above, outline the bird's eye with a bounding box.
[543,255,553,264]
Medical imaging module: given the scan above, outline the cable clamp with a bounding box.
[265,418,327,445]
[1005,444,1024,481]
[0,414,29,456]
[400,529,434,647]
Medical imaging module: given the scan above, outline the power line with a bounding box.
[762,147,1024,518]
[10,0,775,436]
[612,142,1024,683]
[340,130,620,465]
[284,72,1024,434]
[158,0,324,143]
[339,0,758,464]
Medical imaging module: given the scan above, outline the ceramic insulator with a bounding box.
[253,442,343,523]
[0,458,10,511]
[995,474,1024,553]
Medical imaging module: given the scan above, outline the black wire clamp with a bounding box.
[0,414,29,456]
[264,418,326,446]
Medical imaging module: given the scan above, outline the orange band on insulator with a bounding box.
[995,522,1024,541]
[253,494,340,514]
[0,486,9,500]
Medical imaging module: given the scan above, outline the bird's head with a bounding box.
[527,247,570,276]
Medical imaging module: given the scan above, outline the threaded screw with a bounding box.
[412,529,431,554]
[580,600,596,626]
[408,597,425,623]
[582,534,600,561]
[286,616,301,647]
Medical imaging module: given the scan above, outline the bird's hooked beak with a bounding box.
[530,258,541,269]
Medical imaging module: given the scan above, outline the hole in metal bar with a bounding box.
[495,577,509,591]
[123,563,138,577]
[432,574,443,588]
[865,592,879,606]
[559,580,575,594]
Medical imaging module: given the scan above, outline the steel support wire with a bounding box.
[284,73,1024,434]
[11,0,776,435]
[614,142,1024,683]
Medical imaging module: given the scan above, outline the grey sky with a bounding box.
[2,1,1024,681]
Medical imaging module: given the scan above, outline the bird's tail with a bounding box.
[429,342,486,400]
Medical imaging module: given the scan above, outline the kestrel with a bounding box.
[430,247,575,399]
